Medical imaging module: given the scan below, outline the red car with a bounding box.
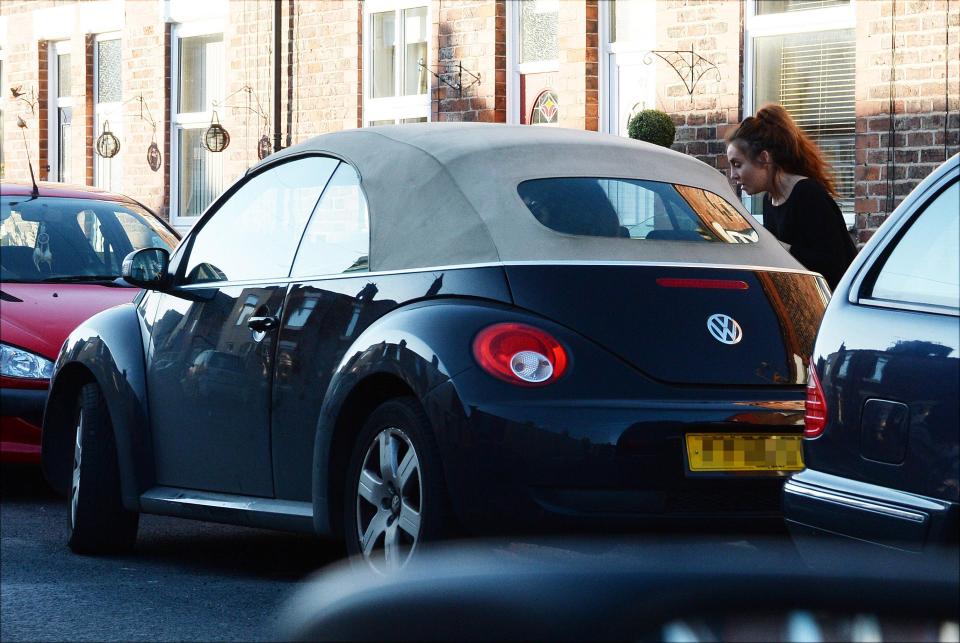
[1,182,178,463]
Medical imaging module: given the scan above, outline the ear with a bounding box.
[758,150,773,165]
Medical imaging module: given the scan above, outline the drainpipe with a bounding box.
[273,0,283,152]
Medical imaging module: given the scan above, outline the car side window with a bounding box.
[182,156,339,285]
[290,162,370,277]
[868,180,959,311]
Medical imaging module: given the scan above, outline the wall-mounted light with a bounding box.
[95,120,121,158]
[203,111,230,153]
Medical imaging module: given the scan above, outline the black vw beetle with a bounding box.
[42,124,828,571]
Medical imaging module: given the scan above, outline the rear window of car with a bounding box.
[517,178,758,243]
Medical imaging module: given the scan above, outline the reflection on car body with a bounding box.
[785,154,959,558]
[42,124,830,571]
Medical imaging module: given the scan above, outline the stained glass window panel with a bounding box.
[530,91,559,125]
[57,53,71,97]
[519,0,558,64]
[97,39,121,103]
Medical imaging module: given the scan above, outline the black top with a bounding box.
[763,179,857,289]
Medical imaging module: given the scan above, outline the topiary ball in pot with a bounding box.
[627,109,676,148]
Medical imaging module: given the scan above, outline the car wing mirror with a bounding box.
[121,247,171,291]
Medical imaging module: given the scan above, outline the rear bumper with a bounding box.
[783,469,958,555]
[1,387,47,463]
[426,372,804,533]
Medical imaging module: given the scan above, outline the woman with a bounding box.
[726,104,856,290]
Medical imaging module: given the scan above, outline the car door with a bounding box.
[270,161,372,500]
[145,156,339,496]
[812,172,959,500]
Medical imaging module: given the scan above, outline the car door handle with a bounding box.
[247,315,279,332]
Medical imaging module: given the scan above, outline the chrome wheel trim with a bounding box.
[355,426,422,573]
[70,409,83,529]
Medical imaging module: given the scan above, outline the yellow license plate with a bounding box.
[685,433,804,472]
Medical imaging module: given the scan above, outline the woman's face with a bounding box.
[726,143,772,196]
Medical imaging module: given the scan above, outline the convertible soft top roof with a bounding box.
[266,123,805,273]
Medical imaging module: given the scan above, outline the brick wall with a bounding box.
[558,0,598,131]
[122,0,168,217]
[435,0,504,123]
[278,0,362,142]
[655,0,741,172]
[854,0,959,243]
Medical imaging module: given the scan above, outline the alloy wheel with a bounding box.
[71,409,83,528]
[355,426,422,573]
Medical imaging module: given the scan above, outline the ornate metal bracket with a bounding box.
[9,85,38,115]
[123,95,162,171]
[418,60,481,97]
[643,49,720,99]
[213,85,273,158]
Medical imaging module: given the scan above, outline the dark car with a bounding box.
[0,182,178,463]
[279,538,960,642]
[41,124,828,571]
[784,154,959,556]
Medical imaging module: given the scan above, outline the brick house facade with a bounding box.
[1,0,957,240]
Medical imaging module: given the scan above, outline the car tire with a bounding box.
[343,396,452,572]
[67,382,139,555]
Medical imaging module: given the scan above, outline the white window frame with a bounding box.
[599,0,657,136]
[170,20,225,230]
[48,40,73,183]
[743,0,856,219]
[0,33,6,180]
[363,0,431,126]
[93,32,122,192]
[506,0,559,125]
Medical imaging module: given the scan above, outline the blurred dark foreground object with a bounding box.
[279,538,959,642]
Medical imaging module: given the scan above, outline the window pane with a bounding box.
[870,182,960,310]
[610,0,655,44]
[97,39,121,103]
[401,117,427,123]
[58,107,72,183]
[57,53,71,97]
[184,157,339,284]
[292,163,370,277]
[756,0,849,15]
[179,34,223,113]
[178,128,224,218]
[403,6,428,96]
[754,29,855,224]
[519,0,558,64]
[518,178,758,243]
[372,11,396,98]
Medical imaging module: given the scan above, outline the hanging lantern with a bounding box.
[203,111,230,153]
[95,120,121,158]
[257,135,272,160]
[147,141,162,172]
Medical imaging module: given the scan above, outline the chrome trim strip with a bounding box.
[784,481,927,523]
[856,297,959,318]
[141,487,313,518]
[175,260,818,290]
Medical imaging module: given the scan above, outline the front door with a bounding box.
[144,155,339,496]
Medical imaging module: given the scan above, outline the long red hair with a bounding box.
[727,104,837,199]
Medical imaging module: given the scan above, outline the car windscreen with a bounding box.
[517,178,758,243]
[0,196,178,283]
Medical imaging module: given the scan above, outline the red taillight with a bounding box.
[804,361,828,438]
[656,278,749,290]
[472,323,568,387]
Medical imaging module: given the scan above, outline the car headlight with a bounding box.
[0,344,55,379]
